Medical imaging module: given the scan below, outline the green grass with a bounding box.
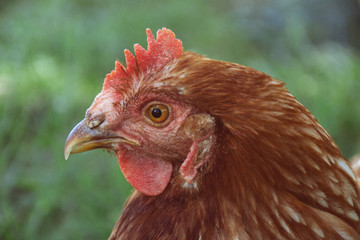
[0,0,359,239]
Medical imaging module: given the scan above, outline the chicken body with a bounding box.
[65,28,360,239]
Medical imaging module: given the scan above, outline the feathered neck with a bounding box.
[109,52,360,239]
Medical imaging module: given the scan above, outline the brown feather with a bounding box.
[108,52,360,239]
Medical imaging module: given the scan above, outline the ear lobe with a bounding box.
[179,114,215,184]
[180,138,211,184]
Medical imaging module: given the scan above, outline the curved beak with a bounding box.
[64,119,138,160]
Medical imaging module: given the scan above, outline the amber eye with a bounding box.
[146,104,169,124]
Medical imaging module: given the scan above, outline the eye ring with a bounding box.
[145,103,170,125]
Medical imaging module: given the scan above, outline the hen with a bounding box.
[65,28,360,239]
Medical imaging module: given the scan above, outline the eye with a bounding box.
[146,104,170,124]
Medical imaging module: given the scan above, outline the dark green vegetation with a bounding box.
[0,0,359,239]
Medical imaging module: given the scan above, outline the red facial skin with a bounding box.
[85,87,213,196]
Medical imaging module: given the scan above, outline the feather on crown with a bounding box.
[103,28,183,90]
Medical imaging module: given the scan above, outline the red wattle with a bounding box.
[117,152,173,196]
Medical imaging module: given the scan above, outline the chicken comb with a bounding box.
[103,28,183,90]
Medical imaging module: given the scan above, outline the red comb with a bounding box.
[104,28,183,90]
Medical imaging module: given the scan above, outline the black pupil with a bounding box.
[151,108,162,118]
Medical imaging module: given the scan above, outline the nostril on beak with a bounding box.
[88,118,104,129]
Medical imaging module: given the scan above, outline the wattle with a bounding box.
[117,151,173,196]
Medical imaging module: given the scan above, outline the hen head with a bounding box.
[64,28,360,239]
[65,28,216,196]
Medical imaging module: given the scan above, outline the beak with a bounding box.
[64,119,138,160]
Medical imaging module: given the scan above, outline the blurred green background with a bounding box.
[0,0,359,239]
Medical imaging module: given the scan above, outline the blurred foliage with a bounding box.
[0,0,359,239]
